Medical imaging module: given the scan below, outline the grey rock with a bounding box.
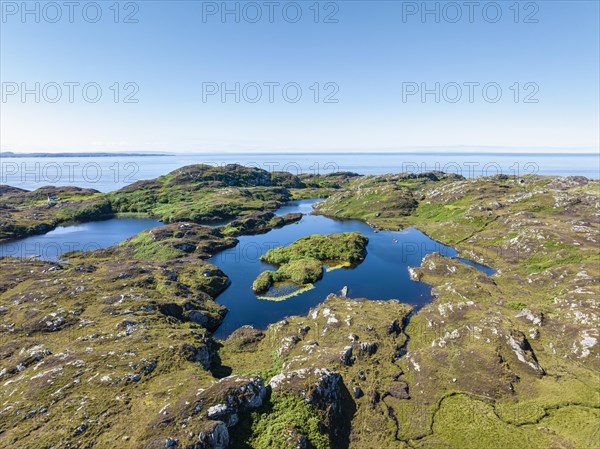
[353,386,364,398]
[198,422,229,449]
[74,424,88,436]
[359,342,378,356]
[207,404,229,420]
[164,437,178,447]
[340,345,354,366]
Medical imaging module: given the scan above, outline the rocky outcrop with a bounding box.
[201,376,268,427]
[408,266,422,281]
[515,308,544,326]
[507,330,545,375]
[359,342,378,357]
[269,367,355,448]
[224,325,265,351]
[181,341,214,370]
[158,298,227,332]
[197,422,229,449]
[340,345,354,366]
[142,376,267,449]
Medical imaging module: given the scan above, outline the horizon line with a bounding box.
[1,150,599,157]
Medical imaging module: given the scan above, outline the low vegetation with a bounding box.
[261,232,368,265]
[0,165,598,448]
[252,232,368,294]
[231,393,331,449]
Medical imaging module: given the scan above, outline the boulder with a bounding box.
[201,376,268,427]
[340,346,354,366]
[359,342,378,356]
[197,422,229,449]
[181,343,213,370]
[507,330,545,375]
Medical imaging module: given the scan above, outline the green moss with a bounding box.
[127,232,186,261]
[253,270,274,293]
[272,259,324,285]
[418,394,554,449]
[252,233,366,296]
[506,301,528,310]
[261,232,368,265]
[233,393,330,449]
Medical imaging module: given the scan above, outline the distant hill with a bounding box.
[0,151,170,158]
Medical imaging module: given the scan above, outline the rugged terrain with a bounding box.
[0,165,598,448]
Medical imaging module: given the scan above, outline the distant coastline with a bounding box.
[0,151,171,158]
[1,150,597,158]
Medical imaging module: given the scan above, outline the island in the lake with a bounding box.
[0,164,598,449]
[252,232,368,296]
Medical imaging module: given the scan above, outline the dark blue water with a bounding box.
[211,199,493,338]
[0,218,162,262]
[0,199,493,337]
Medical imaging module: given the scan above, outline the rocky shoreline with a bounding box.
[0,165,598,448]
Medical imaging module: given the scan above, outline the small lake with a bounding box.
[0,218,162,262]
[0,200,494,338]
[211,199,493,338]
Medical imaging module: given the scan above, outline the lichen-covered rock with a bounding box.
[201,375,268,426]
[515,308,544,326]
[197,422,229,449]
[268,366,355,448]
[181,341,213,370]
[507,330,545,375]
[340,345,354,366]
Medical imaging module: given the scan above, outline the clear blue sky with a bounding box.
[1,0,599,153]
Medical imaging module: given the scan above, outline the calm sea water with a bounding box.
[1,152,598,192]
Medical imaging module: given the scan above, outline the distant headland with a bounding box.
[0,151,171,158]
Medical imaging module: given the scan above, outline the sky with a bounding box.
[1,0,599,153]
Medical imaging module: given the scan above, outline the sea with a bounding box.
[1,152,598,192]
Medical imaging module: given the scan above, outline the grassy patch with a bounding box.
[261,232,368,265]
[523,252,586,272]
[127,232,186,261]
[252,233,367,297]
[253,270,274,293]
[273,259,323,284]
[506,301,528,311]
[528,406,600,448]
[232,393,330,449]
[418,394,554,449]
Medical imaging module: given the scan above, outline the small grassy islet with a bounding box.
[252,232,368,296]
